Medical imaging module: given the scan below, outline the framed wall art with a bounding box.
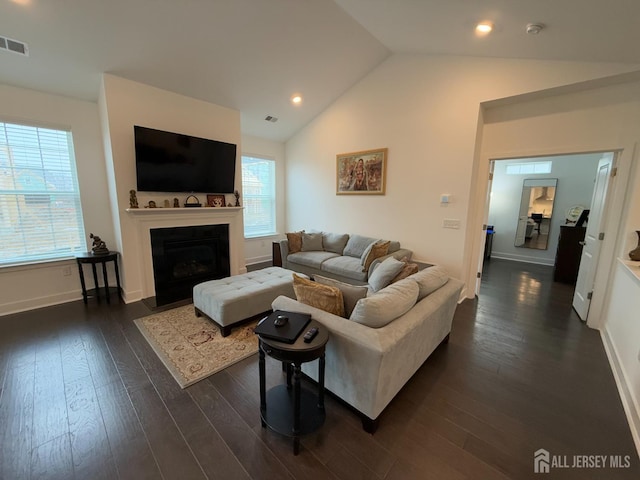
[207,194,226,207]
[336,148,387,195]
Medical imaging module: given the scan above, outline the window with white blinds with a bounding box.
[0,121,86,267]
[241,155,276,238]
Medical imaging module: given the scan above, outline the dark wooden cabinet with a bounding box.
[554,226,586,284]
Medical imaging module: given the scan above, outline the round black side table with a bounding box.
[75,251,122,304]
[258,319,328,455]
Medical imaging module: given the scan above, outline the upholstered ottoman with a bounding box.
[193,267,305,336]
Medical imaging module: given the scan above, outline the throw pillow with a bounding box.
[293,274,345,317]
[301,232,324,252]
[361,240,390,272]
[367,256,405,292]
[322,232,350,254]
[410,265,449,301]
[286,230,304,254]
[314,275,368,317]
[391,262,419,284]
[349,278,419,328]
[343,234,378,258]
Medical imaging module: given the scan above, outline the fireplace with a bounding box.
[150,224,230,306]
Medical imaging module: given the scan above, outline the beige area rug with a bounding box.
[134,304,259,388]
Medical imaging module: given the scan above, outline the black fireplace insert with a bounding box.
[150,224,230,306]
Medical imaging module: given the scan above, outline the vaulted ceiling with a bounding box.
[1,0,639,141]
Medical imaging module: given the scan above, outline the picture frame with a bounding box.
[207,194,226,207]
[336,148,387,195]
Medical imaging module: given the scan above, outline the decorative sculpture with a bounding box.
[173,198,179,208]
[129,190,139,208]
[234,190,241,207]
[90,233,109,255]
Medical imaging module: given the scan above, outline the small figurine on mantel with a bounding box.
[234,190,241,207]
[90,233,110,255]
[129,190,139,209]
[173,198,179,208]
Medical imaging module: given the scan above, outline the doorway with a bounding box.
[478,151,617,322]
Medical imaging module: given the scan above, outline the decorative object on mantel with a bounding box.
[184,195,202,208]
[129,189,139,208]
[147,200,157,208]
[629,230,640,261]
[234,190,241,207]
[173,198,179,208]
[90,233,110,255]
[207,194,226,207]
[164,199,170,208]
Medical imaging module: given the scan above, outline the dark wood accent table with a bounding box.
[258,319,328,455]
[272,241,282,267]
[75,251,122,304]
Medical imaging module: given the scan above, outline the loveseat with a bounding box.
[271,265,464,432]
[277,231,413,285]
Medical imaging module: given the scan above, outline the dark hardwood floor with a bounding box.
[0,259,638,479]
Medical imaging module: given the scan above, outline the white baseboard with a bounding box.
[245,255,272,266]
[0,290,82,316]
[601,327,640,458]
[121,289,142,304]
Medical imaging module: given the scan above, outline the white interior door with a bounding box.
[572,156,613,320]
[476,161,495,294]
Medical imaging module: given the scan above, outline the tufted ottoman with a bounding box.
[193,267,306,336]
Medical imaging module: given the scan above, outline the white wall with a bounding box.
[603,263,640,455]
[285,53,634,287]
[99,75,243,302]
[488,154,601,265]
[241,134,286,265]
[0,84,114,315]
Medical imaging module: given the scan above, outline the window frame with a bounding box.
[0,119,86,268]
[241,154,276,239]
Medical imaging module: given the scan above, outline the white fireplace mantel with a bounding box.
[125,206,243,215]
[125,206,246,300]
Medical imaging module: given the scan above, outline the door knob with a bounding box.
[579,241,586,246]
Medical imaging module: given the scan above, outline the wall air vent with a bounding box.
[0,36,29,56]
[264,115,278,123]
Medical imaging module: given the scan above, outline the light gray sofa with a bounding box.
[271,267,464,432]
[277,231,413,285]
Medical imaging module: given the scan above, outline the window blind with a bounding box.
[0,122,86,267]
[241,156,276,238]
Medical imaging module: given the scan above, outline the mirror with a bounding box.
[514,178,557,250]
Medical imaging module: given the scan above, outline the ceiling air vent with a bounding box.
[0,36,29,56]
[264,115,278,123]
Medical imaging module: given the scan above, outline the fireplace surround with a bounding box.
[125,207,245,304]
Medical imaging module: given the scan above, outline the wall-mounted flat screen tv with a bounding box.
[134,125,236,193]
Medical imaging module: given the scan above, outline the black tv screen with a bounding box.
[134,125,236,193]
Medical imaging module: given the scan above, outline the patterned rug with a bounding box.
[134,304,259,388]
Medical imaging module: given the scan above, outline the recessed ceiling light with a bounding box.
[291,94,303,105]
[475,22,493,35]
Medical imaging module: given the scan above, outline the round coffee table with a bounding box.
[258,319,328,455]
